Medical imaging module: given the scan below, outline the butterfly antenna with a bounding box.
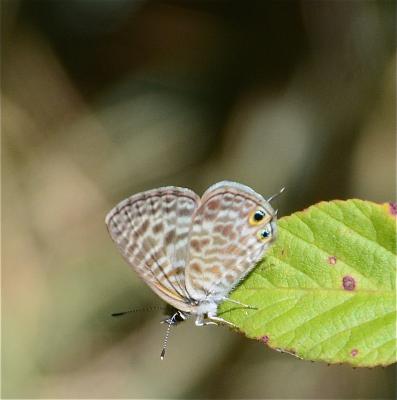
[160,320,173,360]
[111,305,165,317]
[267,186,286,203]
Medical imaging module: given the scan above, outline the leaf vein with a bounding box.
[273,297,356,343]
[240,295,304,327]
[263,255,322,288]
[308,310,396,356]
[281,221,380,288]
[316,205,394,258]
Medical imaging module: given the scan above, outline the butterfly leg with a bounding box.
[195,314,205,326]
[222,297,257,310]
[203,320,219,326]
[206,312,236,328]
[195,314,220,326]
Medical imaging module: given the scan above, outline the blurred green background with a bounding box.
[2,0,396,398]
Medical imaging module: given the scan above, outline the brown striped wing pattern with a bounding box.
[105,187,200,312]
[185,181,277,302]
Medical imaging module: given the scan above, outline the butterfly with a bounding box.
[106,181,282,358]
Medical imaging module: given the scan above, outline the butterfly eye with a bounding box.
[249,209,266,226]
[257,228,271,242]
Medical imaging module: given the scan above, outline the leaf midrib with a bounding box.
[233,287,396,295]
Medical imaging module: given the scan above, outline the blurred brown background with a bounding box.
[2,0,396,398]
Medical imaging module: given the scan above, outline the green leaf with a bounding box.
[219,200,397,367]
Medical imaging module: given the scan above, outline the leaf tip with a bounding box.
[388,202,397,217]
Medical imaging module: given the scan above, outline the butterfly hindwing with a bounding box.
[185,181,277,302]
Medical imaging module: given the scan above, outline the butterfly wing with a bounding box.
[105,187,200,312]
[185,181,277,302]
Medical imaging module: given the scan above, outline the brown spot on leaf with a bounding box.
[328,256,337,265]
[342,275,356,291]
[261,335,270,344]
[351,348,359,357]
[389,202,397,216]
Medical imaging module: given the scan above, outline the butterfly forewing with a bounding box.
[185,181,277,302]
[105,187,200,311]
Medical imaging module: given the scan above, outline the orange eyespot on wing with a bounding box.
[249,209,272,226]
[257,227,273,243]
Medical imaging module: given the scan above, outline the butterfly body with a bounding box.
[106,181,278,329]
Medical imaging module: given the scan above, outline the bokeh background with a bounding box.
[2,0,396,398]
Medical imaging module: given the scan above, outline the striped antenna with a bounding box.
[160,320,173,360]
[267,187,285,203]
[111,305,165,317]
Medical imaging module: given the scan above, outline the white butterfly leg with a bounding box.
[206,312,236,328]
[195,314,217,326]
[203,320,218,326]
[222,297,257,309]
[195,313,235,327]
[195,313,218,326]
[195,314,205,326]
